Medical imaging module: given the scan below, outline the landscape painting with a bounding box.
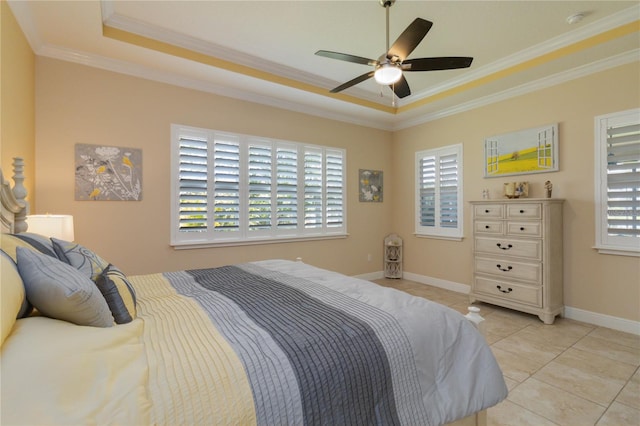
[484,123,558,177]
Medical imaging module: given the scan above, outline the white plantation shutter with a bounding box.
[439,152,460,229]
[418,155,436,227]
[415,144,463,239]
[595,109,640,255]
[326,150,345,229]
[171,125,346,246]
[276,145,298,230]
[304,148,323,230]
[213,137,241,235]
[177,136,208,232]
[248,142,272,232]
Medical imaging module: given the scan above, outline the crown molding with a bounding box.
[36,44,395,131]
[395,49,640,130]
[8,0,640,131]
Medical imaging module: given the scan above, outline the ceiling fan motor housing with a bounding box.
[380,0,396,8]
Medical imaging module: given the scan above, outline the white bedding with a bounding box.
[0,258,507,426]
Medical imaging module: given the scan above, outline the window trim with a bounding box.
[594,108,640,257]
[414,143,464,241]
[170,124,347,248]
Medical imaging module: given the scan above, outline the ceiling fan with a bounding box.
[315,0,473,99]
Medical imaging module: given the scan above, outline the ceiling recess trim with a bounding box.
[398,19,640,114]
[102,25,397,115]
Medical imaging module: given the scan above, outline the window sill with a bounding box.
[172,233,349,250]
[593,245,640,257]
[414,233,463,242]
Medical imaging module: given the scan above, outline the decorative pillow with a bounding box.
[95,264,137,324]
[0,251,30,347]
[1,234,39,319]
[13,232,58,258]
[1,233,56,262]
[51,238,109,281]
[16,247,113,327]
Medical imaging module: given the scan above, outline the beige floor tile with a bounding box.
[487,399,558,426]
[596,401,640,426]
[533,348,636,405]
[508,378,606,425]
[492,327,566,364]
[589,327,640,350]
[502,375,519,391]
[574,335,640,366]
[616,368,640,410]
[373,278,640,426]
[491,346,547,383]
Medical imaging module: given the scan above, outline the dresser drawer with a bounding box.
[474,204,504,219]
[475,256,542,283]
[474,276,542,307]
[506,203,541,219]
[475,220,504,234]
[475,237,542,260]
[506,221,542,237]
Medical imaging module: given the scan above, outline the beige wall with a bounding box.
[1,1,35,210]
[34,57,394,276]
[19,38,640,323]
[392,61,640,322]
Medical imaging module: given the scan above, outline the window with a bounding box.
[415,144,463,240]
[171,124,346,247]
[594,109,640,256]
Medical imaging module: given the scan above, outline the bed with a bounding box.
[0,158,507,426]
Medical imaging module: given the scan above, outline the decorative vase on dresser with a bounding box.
[469,199,564,324]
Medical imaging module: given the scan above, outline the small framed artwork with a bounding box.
[359,169,383,202]
[484,123,558,178]
[75,143,142,201]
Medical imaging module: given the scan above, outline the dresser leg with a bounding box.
[538,313,556,325]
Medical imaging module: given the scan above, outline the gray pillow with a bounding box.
[16,247,113,327]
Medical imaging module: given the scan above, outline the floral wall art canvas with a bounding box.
[75,144,142,201]
[359,169,383,202]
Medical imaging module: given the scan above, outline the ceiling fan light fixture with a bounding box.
[374,63,402,85]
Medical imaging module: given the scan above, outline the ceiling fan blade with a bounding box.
[402,57,474,71]
[390,74,411,99]
[387,18,433,62]
[315,50,378,66]
[330,71,375,93]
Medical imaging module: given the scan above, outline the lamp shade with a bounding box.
[26,214,75,241]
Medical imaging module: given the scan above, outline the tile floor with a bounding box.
[373,278,640,426]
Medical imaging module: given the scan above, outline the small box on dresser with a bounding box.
[469,199,564,324]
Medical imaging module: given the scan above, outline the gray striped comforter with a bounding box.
[162,260,507,426]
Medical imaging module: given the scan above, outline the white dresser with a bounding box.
[469,199,564,324]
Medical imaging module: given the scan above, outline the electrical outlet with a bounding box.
[367,254,372,262]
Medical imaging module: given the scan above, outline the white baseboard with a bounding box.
[401,272,472,294]
[563,306,640,336]
[355,270,640,336]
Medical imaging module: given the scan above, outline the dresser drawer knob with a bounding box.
[496,264,513,272]
[497,285,513,293]
[496,243,513,250]
[485,225,490,229]
[519,209,525,214]
[485,209,490,213]
[520,227,525,231]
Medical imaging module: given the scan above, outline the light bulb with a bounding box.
[374,64,402,85]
